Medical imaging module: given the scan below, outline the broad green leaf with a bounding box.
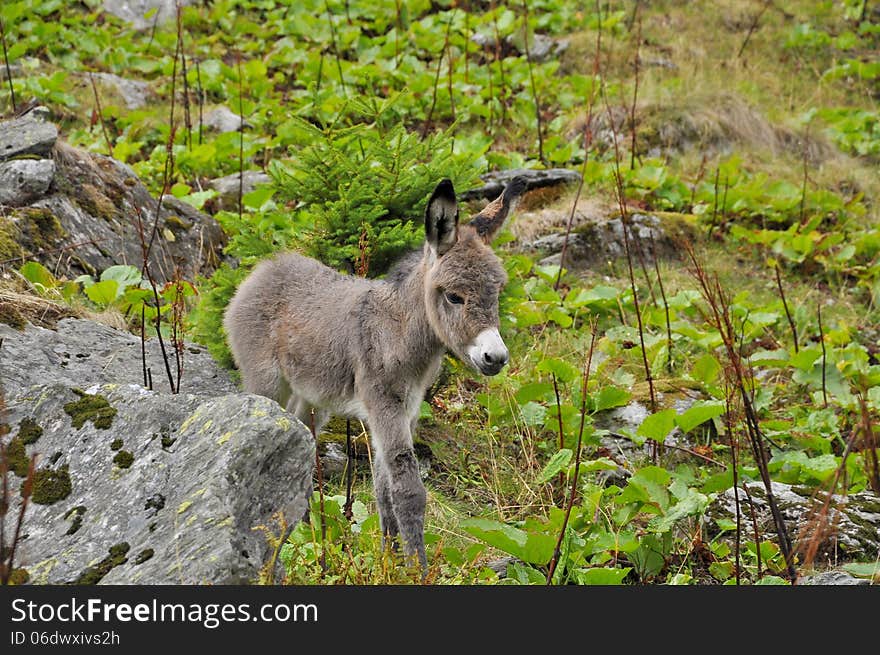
[537,448,572,484]
[85,279,119,306]
[535,358,580,384]
[506,562,547,585]
[754,576,790,585]
[20,262,57,288]
[675,401,725,434]
[637,409,677,442]
[593,386,631,411]
[100,265,141,291]
[789,347,822,371]
[519,401,547,427]
[618,466,671,510]
[841,562,880,580]
[649,488,709,533]
[547,306,573,328]
[461,518,555,565]
[243,186,275,210]
[514,382,553,404]
[580,457,620,473]
[574,567,631,585]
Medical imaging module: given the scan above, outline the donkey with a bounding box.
[223,176,526,568]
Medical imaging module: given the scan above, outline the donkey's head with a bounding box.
[422,177,527,376]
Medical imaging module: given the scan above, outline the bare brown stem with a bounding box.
[521,1,545,164]
[87,72,114,158]
[0,17,16,114]
[774,263,798,353]
[547,326,597,584]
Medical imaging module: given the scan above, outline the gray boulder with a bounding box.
[0,113,228,283]
[0,318,235,398]
[799,570,871,586]
[708,481,880,562]
[203,106,250,134]
[0,111,58,162]
[102,0,193,30]
[0,159,55,206]
[0,318,315,584]
[4,383,313,585]
[87,72,151,110]
[519,211,697,270]
[461,168,581,201]
[208,170,272,211]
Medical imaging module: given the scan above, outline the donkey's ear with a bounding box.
[468,176,528,243]
[425,178,459,256]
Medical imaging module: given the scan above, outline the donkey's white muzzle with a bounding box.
[467,328,509,376]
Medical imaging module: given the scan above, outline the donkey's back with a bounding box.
[224,251,377,415]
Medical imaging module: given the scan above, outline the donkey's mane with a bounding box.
[385,249,423,288]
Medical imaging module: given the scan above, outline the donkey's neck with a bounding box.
[384,251,444,373]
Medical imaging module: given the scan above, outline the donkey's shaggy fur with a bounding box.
[224,177,525,566]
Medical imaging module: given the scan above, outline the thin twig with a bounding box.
[650,234,673,372]
[774,263,798,353]
[817,301,827,408]
[547,326,597,584]
[629,5,642,169]
[87,72,114,158]
[551,373,565,491]
[1,17,17,114]
[311,409,327,573]
[521,1,545,164]
[422,10,455,139]
[323,0,347,96]
[237,55,245,222]
[554,2,602,291]
[737,0,772,60]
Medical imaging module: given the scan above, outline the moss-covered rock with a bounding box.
[112,450,134,469]
[5,436,30,477]
[17,417,43,444]
[64,505,87,536]
[64,389,117,430]
[8,568,30,585]
[29,465,72,505]
[133,548,154,565]
[73,542,130,585]
[110,438,123,451]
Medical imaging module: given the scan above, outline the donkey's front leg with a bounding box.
[367,410,427,569]
[373,454,400,545]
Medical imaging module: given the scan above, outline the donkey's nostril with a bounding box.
[483,349,509,367]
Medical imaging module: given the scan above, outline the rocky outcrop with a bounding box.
[203,106,251,134]
[0,318,234,398]
[208,170,272,212]
[461,168,581,201]
[0,109,227,283]
[0,319,315,584]
[102,0,193,30]
[708,481,880,563]
[517,208,698,270]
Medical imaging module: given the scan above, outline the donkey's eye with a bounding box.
[444,291,464,305]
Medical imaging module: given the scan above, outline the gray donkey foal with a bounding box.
[224,177,526,567]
